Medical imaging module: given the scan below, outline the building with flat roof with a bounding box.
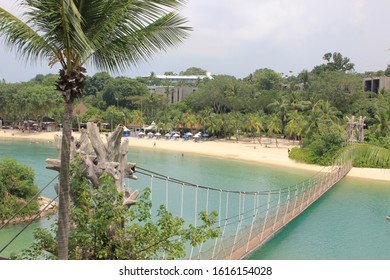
[149,86,197,104]
[363,76,390,93]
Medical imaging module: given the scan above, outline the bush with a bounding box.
[289,124,345,166]
[288,147,316,164]
[0,158,39,219]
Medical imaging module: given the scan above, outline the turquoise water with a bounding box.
[247,177,390,260]
[0,139,389,259]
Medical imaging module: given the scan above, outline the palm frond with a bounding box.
[347,144,390,168]
[80,0,191,71]
[91,12,191,72]
[1,0,191,72]
[23,0,91,68]
[0,7,54,63]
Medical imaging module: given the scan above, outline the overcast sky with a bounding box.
[1,0,390,83]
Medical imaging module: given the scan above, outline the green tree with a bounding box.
[0,0,191,259]
[266,114,282,146]
[372,111,390,137]
[297,70,309,89]
[180,67,207,75]
[83,72,113,97]
[246,113,263,143]
[0,159,39,221]
[182,112,198,130]
[246,68,283,91]
[130,110,145,127]
[187,76,232,114]
[285,110,305,144]
[308,71,362,113]
[323,52,355,72]
[267,93,290,131]
[312,52,355,74]
[102,77,149,109]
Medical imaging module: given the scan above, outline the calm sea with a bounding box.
[0,138,389,259]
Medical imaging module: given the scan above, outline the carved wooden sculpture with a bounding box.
[46,122,139,207]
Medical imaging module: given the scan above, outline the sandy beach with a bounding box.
[1,129,389,182]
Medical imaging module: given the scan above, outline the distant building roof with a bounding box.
[144,72,213,82]
[73,102,88,116]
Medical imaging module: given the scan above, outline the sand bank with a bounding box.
[1,129,389,182]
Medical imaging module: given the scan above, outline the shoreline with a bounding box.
[1,196,57,226]
[1,130,389,182]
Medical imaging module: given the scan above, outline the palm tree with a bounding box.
[267,114,282,147]
[285,110,304,144]
[342,144,390,168]
[297,70,309,89]
[246,113,263,144]
[182,112,198,131]
[267,93,290,131]
[373,112,390,137]
[0,0,190,259]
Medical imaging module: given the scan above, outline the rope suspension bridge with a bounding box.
[0,146,353,260]
[135,148,353,259]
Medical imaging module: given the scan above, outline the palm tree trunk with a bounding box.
[58,100,73,260]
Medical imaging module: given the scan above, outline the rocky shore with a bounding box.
[1,196,57,226]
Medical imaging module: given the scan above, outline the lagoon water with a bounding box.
[0,139,389,259]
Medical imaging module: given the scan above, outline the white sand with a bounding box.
[1,129,389,182]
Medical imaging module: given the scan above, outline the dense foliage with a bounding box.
[0,158,39,221]
[1,54,389,166]
[18,160,219,260]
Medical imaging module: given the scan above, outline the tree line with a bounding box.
[1,53,389,166]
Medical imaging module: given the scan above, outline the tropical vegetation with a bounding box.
[1,53,389,168]
[0,158,39,222]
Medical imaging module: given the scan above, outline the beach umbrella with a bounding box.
[185,132,193,136]
[173,133,180,137]
[155,132,161,136]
